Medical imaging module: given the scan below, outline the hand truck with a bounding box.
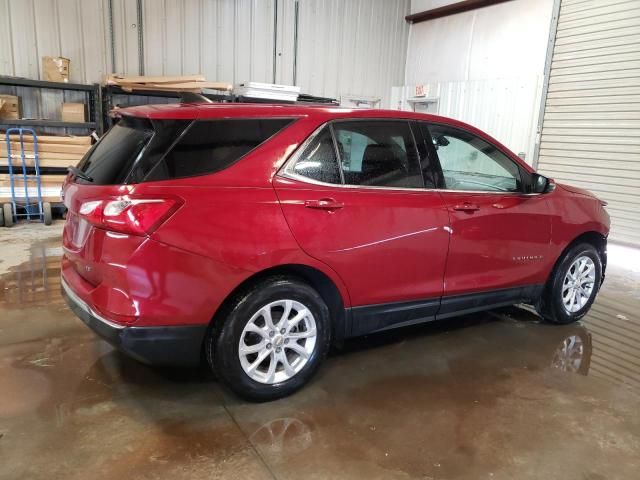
[2,128,52,227]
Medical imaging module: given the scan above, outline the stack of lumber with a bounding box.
[0,134,92,203]
[106,74,232,93]
[0,174,65,203]
[0,134,91,168]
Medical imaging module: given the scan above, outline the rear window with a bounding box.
[74,117,294,185]
[75,116,153,185]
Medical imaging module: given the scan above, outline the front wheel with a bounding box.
[207,276,331,401]
[538,243,602,324]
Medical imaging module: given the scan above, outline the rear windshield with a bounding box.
[74,116,294,185]
[75,116,153,185]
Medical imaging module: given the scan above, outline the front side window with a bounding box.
[428,124,521,192]
[333,121,423,189]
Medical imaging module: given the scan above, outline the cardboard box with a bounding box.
[42,56,70,82]
[61,103,86,123]
[0,94,20,119]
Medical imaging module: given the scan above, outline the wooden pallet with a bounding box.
[5,134,91,145]
[1,133,91,168]
[105,74,232,93]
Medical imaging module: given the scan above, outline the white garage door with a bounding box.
[537,0,640,247]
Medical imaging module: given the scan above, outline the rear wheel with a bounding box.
[207,276,331,401]
[538,243,602,324]
[3,204,13,227]
[42,202,52,225]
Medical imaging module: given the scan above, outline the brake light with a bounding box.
[78,196,182,236]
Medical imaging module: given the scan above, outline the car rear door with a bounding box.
[421,122,552,309]
[274,119,450,335]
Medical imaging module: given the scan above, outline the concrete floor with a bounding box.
[1,222,639,480]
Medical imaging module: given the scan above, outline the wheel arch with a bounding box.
[206,263,349,348]
[547,230,608,289]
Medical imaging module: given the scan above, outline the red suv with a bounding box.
[61,104,609,400]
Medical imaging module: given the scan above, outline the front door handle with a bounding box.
[304,198,344,211]
[453,203,480,212]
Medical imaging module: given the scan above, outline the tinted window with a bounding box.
[145,118,293,181]
[333,121,423,189]
[75,116,153,185]
[290,127,341,184]
[428,124,521,192]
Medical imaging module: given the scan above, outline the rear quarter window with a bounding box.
[144,118,294,181]
[73,117,294,185]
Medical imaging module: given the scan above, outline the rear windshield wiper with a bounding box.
[68,166,94,183]
[68,166,94,182]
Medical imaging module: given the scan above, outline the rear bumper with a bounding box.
[61,278,206,367]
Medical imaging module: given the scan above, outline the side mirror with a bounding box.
[531,173,549,193]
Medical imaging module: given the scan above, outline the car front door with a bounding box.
[422,122,552,310]
[274,120,450,335]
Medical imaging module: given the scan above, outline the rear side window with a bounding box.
[74,117,293,185]
[145,118,294,181]
[75,116,153,185]
[289,127,342,184]
[333,121,424,189]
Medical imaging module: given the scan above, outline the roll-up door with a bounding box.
[537,0,640,246]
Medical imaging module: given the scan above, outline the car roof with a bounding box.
[118,102,456,124]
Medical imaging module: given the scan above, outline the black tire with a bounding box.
[3,203,13,227]
[207,276,331,402]
[0,205,4,227]
[538,243,602,324]
[43,202,52,225]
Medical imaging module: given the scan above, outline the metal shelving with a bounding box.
[0,76,101,133]
[2,119,97,129]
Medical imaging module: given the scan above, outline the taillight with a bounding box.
[78,196,182,236]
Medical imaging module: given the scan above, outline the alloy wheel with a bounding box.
[561,255,596,313]
[238,299,317,384]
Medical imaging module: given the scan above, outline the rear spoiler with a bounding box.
[179,92,213,104]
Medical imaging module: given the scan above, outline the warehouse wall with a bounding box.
[410,0,457,14]
[404,0,554,162]
[0,0,410,108]
[294,0,410,106]
[0,0,109,133]
[134,0,411,106]
[0,0,110,83]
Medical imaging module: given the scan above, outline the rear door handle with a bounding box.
[304,198,344,211]
[453,203,480,212]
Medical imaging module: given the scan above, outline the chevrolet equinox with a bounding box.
[61,104,609,401]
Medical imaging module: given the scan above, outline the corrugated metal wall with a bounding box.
[1,0,410,109]
[294,0,410,107]
[139,0,276,83]
[537,0,640,246]
[0,0,110,83]
[416,76,544,162]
